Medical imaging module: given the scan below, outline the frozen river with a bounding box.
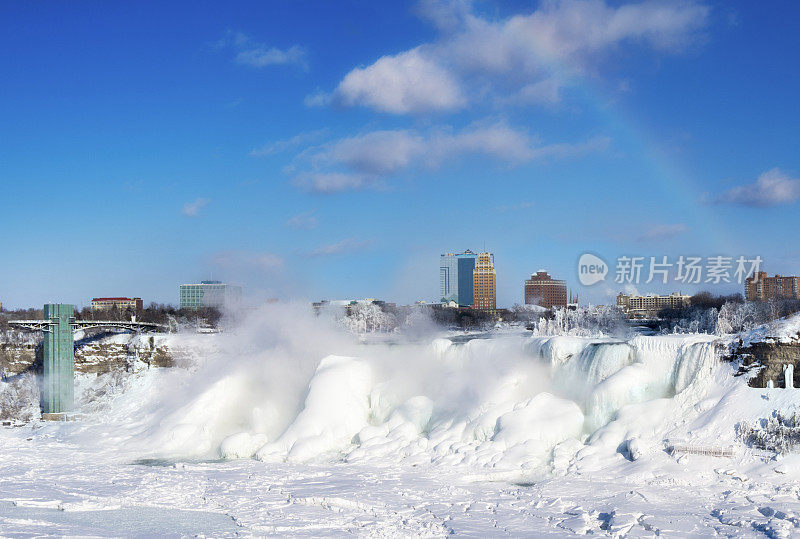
[2,426,800,536]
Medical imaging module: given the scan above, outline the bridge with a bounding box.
[8,304,167,417]
[9,319,165,333]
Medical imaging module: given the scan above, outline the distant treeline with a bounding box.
[659,292,800,322]
[657,291,800,334]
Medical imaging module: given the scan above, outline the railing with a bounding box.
[667,444,735,458]
[73,320,166,332]
[6,320,55,332]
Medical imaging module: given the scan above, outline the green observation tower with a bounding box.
[41,304,76,414]
[8,304,164,418]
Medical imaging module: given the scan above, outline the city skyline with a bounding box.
[2,1,799,309]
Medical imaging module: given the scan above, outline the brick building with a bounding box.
[524,271,568,309]
[745,272,800,301]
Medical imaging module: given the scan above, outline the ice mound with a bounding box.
[255,355,372,462]
[491,393,584,467]
[228,332,718,470]
[68,306,724,474]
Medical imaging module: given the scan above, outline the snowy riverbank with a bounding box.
[1,306,800,535]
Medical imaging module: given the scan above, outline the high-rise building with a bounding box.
[745,272,800,301]
[180,280,242,310]
[440,250,477,306]
[524,271,567,309]
[472,252,496,310]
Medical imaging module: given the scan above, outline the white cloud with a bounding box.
[505,77,564,106]
[321,130,426,175]
[637,223,689,241]
[527,136,611,160]
[335,48,467,114]
[286,210,318,230]
[469,0,709,69]
[428,122,537,164]
[715,168,800,207]
[250,129,328,157]
[331,0,709,113]
[296,121,609,191]
[293,172,380,194]
[236,45,307,69]
[414,0,473,32]
[304,91,331,107]
[182,198,210,217]
[219,32,307,70]
[307,238,373,257]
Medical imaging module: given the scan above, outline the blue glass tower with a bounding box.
[440,250,477,306]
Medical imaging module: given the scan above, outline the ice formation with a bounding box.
[23,308,800,476]
[96,308,723,474]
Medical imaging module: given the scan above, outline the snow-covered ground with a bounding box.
[737,315,800,347]
[2,306,800,536]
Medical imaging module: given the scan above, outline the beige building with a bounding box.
[472,252,496,310]
[90,297,143,312]
[616,292,690,318]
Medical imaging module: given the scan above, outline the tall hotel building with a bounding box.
[745,272,800,301]
[524,270,567,309]
[440,250,477,306]
[472,252,496,310]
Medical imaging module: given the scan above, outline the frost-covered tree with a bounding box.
[0,369,40,422]
[716,301,762,335]
[530,306,630,338]
[738,411,800,454]
[668,307,718,334]
[342,303,399,333]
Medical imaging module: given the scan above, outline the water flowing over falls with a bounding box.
[133,321,720,476]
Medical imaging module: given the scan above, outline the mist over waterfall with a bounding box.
[83,305,721,475]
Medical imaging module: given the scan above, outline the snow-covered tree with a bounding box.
[738,411,800,454]
[529,306,630,338]
[0,369,40,422]
[342,303,398,334]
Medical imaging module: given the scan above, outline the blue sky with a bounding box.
[1,0,799,309]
